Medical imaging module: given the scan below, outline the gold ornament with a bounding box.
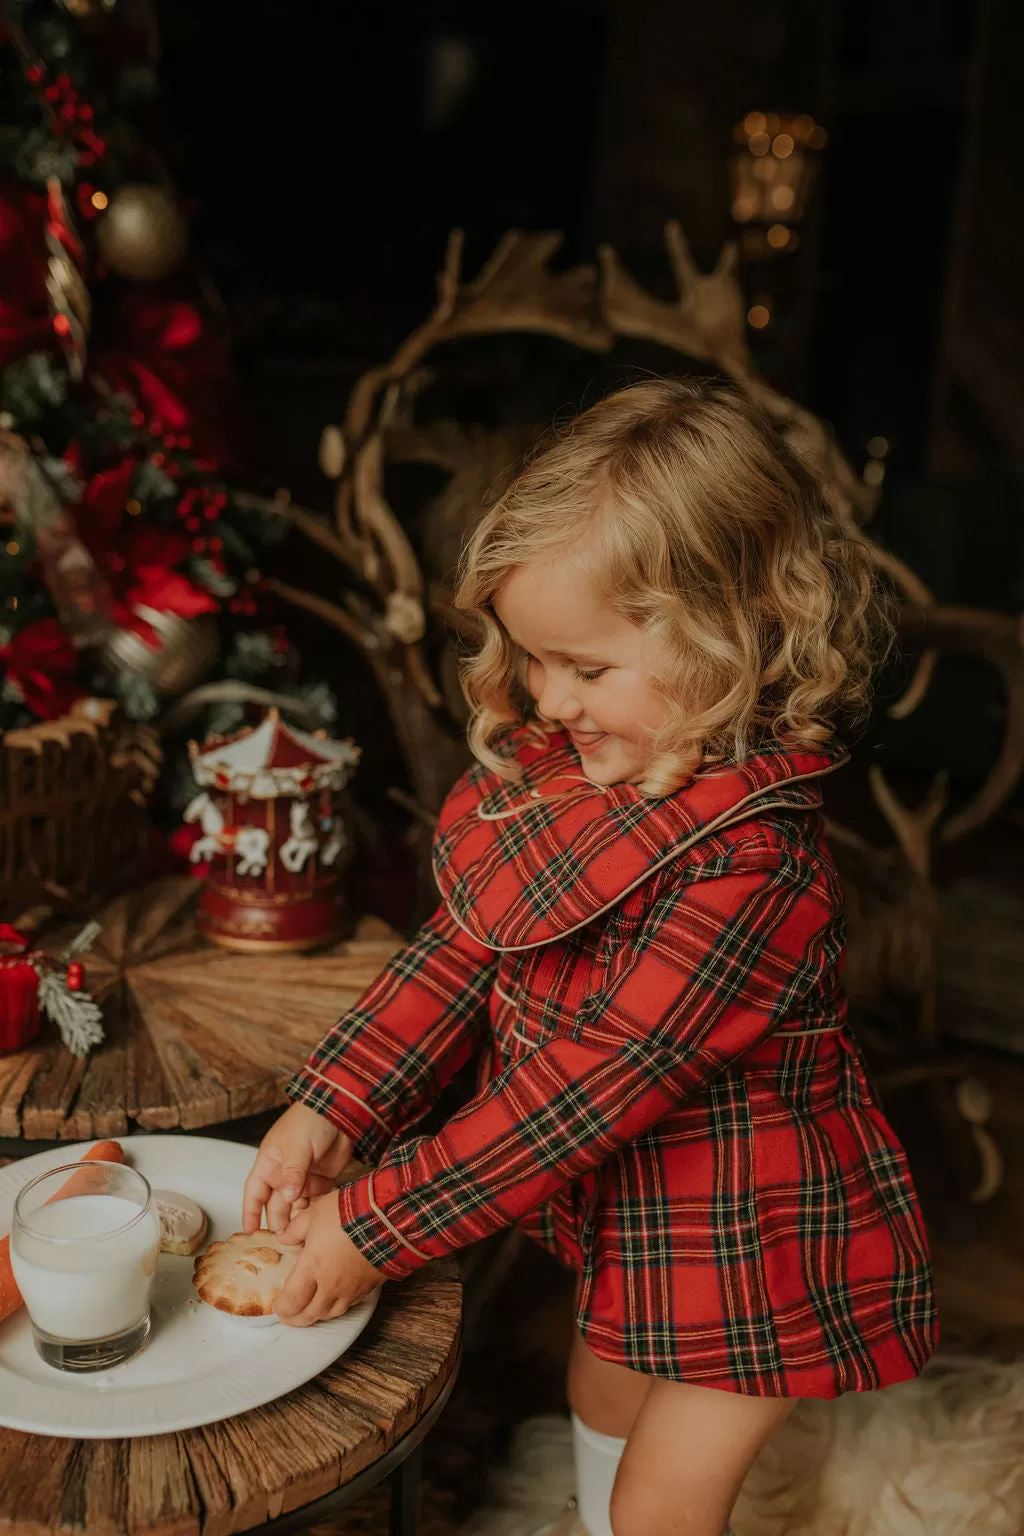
[101,607,219,696]
[95,185,188,282]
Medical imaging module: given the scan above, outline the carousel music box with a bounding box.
[185,709,361,952]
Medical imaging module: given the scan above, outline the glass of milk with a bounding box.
[11,1161,160,1372]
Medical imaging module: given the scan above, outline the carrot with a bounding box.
[0,1139,126,1324]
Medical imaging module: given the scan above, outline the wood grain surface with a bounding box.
[0,1231,461,1536]
[0,880,402,1141]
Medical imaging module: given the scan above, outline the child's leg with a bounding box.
[566,1327,794,1536]
[565,1327,651,1535]
[610,1377,795,1536]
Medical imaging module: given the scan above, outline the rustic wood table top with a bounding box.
[0,1228,462,1536]
[0,878,403,1143]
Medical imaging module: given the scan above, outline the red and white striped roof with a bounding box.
[189,709,360,798]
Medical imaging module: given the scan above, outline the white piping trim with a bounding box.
[493,980,517,1008]
[304,1068,393,1134]
[366,1170,432,1262]
[774,1024,845,1038]
[437,764,840,953]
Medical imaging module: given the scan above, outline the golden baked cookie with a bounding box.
[152,1188,208,1256]
[192,1231,300,1317]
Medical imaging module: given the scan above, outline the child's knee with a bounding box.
[609,1468,730,1536]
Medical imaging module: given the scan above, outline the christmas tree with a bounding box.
[0,0,330,761]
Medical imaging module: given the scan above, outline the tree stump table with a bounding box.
[0,1213,461,1536]
[0,878,403,1146]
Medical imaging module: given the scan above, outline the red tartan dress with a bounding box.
[288,726,938,1398]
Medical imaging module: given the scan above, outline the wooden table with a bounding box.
[0,879,403,1145]
[0,884,465,1533]
[0,1253,462,1536]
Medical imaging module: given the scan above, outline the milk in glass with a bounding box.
[12,1193,160,1341]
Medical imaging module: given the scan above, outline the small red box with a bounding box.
[0,927,41,1053]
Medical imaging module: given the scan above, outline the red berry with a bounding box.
[26,64,45,84]
[66,962,84,992]
[130,410,146,427]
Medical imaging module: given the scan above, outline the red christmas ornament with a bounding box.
[66,961,85,992]
[0,925,41,1054]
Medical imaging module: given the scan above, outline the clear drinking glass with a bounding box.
[10,1161,160,1372]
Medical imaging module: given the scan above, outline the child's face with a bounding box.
[493,556,671,786]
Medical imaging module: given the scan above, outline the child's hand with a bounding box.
[242,1103,354,1236]
[273,1190,383,1326]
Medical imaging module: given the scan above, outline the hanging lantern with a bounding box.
[186,708,361,952]
[729,111,827,261]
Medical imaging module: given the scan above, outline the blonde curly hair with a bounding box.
[454,377,891,795]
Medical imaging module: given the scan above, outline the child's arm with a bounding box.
[328,846,834,1279]
[284,899,499,1164]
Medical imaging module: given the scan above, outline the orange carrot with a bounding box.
[0,1139,126,1324]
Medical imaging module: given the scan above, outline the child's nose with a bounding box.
[537,676,584,723]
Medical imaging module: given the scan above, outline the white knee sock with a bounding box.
[571,1413,626,1536]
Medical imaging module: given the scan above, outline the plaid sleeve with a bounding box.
[285,901,499,1163]
[336,852,831,1278]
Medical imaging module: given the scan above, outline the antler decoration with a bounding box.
[898,604,1024,842]
[600,221,752,379]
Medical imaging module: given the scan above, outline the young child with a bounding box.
[242,378,937,1536]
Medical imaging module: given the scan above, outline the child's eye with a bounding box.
[574,666,607,682]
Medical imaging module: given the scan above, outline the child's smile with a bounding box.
[493,556,672,787]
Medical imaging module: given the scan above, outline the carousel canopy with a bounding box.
[189,710,360,798]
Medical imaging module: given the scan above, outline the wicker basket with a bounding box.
[0,702,161,922]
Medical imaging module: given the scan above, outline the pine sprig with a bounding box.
[59,919,101,964]
[37,970,104,1057]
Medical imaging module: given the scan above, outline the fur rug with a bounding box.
[466,1355,1024,1536]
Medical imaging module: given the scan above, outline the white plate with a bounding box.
[0,1135,378,1439]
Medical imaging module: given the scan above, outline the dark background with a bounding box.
[152,0,1024,804]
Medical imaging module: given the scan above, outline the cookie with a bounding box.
[152,1188,208,1256]
[192,1230,300,1318]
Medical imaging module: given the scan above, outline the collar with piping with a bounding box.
[432,727,847,952]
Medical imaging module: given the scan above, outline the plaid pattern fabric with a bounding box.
[288,730,937,1398]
